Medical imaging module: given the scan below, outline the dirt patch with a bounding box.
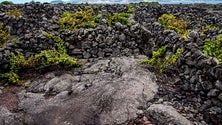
[0,86,24,112]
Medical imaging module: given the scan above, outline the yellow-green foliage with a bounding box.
[203,34,222,63]
[165,48,183,65]
[3,33,80,85]
[58,6,101,31]
[202,24,220,34]
[6,9,22,18]
[0,24,10,48]
[141,46,167,72]
[158,14,190,39]
[107,13,131,26]
[127,4,135,14]
[141,46,182,72]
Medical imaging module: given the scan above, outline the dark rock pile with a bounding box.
[0,3,222,125]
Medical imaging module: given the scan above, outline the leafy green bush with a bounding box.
[141,46,182,72]
[107,12,132,26]
[3,33,80,85]
[141,46,167,72]
[203,34,222,63]
[58,6,101,31]
[127,4,135,14]
[6,9,22,18]
[201,24,220,34]
[0,1,13,5]
[158,14,190,39]
[0,24,10,48]
[165,48,183,65]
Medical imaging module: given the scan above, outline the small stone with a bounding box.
[215,80,222,91]
[68,45,75,50]
[218,93,222,101]
[71,49,82,55]
[207,89,220,97]
[83,51,91,59]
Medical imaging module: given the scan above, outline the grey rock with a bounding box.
[0,106,22,125]
[207,89,220,97]
[215,80,222,91]
[119,33,126,41]
[146,104,192,125]
[83,51,91,58]
[18,56,158,125]
[71,49,82,55]
[44,74,74,93]
[187,31,199,40]
[218,93,222,101]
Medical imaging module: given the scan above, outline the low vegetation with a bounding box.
[0,24,10,48]
[6,9,22,18]
[107,12,134,26]
[58,6,101,31]
[127,4,135,14]
[3,32,80,85]
[141,46,182,72]
[158,14,190,39]
[203,34,222,63]
[201,24,220,34]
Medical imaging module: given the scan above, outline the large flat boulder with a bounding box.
[18,56,158,125]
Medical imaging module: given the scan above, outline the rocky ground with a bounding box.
[0,3,222,125]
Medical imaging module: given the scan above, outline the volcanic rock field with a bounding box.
[0,2,222,125]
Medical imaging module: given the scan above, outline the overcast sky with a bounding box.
[0,0,52,4]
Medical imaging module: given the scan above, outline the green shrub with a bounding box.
[0,1,13,5]
[107,12,132,26]
[6,9,22,18]
[158,14,190,39]
[165,48,183,65]
[3,33,80,85]
[203,34,222,63]
[58,6,101,31]
[0,24,10,48]
[141,46,182,72]
[127,4,135,14]
[141,46,167,72]
[202,24,220,34]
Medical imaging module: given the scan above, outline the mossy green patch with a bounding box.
[107,12,133,26]
[203,34,222,63]
[141,46,182,72]
[58,6,101,31]
[6,9,22,18]
[0,24,10,48]
[158,14,190,39]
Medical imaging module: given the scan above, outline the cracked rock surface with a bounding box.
[18,56,158,125]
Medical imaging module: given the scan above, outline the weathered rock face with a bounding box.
[17,56,158,125]
[0,106,22,125]
[147,104,192,125]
